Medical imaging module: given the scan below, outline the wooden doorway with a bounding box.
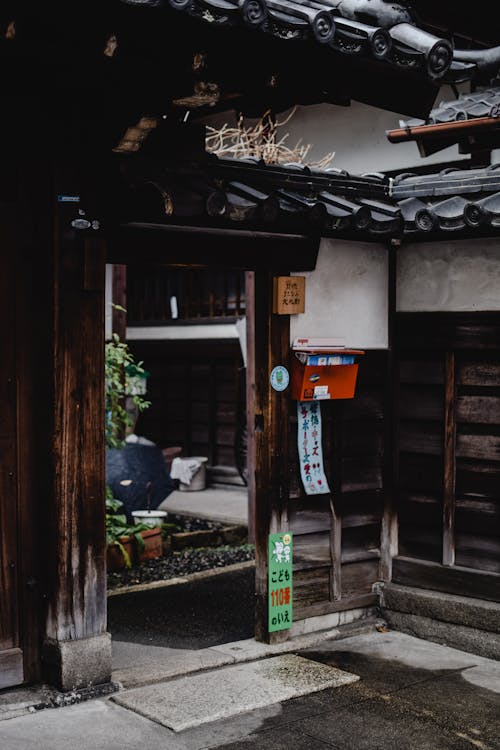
[0,207,40,689]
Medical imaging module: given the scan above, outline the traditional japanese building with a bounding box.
[1,0,499,692]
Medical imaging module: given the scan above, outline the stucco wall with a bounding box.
[291,239,389,349]
[202,84,470,175]
[397,238,500,312]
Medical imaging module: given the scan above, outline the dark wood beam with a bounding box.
[393,556,500,603]
[106,223,319,271]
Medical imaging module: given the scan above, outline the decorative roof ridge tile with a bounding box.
[119,0,494,85]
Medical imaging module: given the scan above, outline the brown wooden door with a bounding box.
[393,313,500,602]
[0,212,23,688]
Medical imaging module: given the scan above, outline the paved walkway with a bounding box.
[158,486,248,527]
[1,629,500,749]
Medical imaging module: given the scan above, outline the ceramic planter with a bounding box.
[138,527,163,561]
[131,509,167,527]
[107,536,134,572]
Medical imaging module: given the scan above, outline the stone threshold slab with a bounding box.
[112,621,380,688]
[111,654,359,731]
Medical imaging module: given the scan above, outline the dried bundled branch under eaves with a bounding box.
[206,108,335,171]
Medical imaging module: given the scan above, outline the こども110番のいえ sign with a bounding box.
[268,532,293,632]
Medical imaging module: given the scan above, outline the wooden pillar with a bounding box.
[443,351,456,566]
[252,271,290,643]
[42,196,110,690]
[246,272,256,544]
[329,404,343,601]
[381,241,399,581]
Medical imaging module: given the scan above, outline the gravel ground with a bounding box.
[107,544,255,590]
[165,514,226,532]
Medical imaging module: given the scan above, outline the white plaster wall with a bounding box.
[290,239,388,349]
[202,83,469,175]
[397,238,500,312]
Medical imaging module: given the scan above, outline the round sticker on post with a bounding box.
[270,365,289,392]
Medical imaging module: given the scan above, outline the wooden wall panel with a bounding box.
[0,211,24,687]
[130,339,243,472]
[395,314,500,599]
[290,351,388,619]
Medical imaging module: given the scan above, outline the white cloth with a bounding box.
[125,433,156,446]
[170,457,201,485]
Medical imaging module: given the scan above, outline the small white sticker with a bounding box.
[314,385,328,395]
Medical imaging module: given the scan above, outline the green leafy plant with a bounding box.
[105,333,151,449]
[106,485,151,567]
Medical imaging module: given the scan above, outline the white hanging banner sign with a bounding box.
[297,401,330,495]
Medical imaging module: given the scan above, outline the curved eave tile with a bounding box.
[120,0,464,84]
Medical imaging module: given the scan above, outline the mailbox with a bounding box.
[290,338,364,401]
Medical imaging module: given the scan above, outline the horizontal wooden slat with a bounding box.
[341,560,380,596]
[0,648,23,690]
[398,526,442,563]
[393,556,500,603]
[340,549,381,564]
[399,385,444,421]
[456,432,500,461]
[455,531,500,567]
[456,459,500,498]
[396,313,500,351]
[293,592,378,621]
[341,392,385,421]
[457,362,500,387]
[293,567,330,612]
[293,532,331,569]
[398,495,442,528]
[289,511,331,536]
[399,360,444,385]
[341,423,384,457]
[457,396,500,425]
[456,497,500,533]
[342,525,380,558]
[398,453,443,493]
[341,457,383,492]
[399,423,443,456]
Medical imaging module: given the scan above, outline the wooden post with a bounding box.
[252,270,290,643]
[246,272,256,544]
[42,199,110,690]
[381,241,399,581]
[329,403,343,601]
[443,351,456,567]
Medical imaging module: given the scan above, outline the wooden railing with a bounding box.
[127,268,246,323]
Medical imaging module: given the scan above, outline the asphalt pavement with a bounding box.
[1,629,500,749]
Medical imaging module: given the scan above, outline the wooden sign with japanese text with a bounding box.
[273,276,305,315]
[268,532,293,632]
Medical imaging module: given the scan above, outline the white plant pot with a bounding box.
[131,510,167,527]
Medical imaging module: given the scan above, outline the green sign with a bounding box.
[268,532,293,632]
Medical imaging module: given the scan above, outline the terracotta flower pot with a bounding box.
[107,536,134,572]
[138,527,163,562]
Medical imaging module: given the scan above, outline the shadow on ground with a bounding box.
[209,643,500,749]
[107,566,255,649]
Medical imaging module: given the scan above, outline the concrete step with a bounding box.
[379,583,500,661]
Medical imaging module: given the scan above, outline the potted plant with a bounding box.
[106,486,157,571]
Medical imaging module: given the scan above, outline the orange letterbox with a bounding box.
[290,348,364,401]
